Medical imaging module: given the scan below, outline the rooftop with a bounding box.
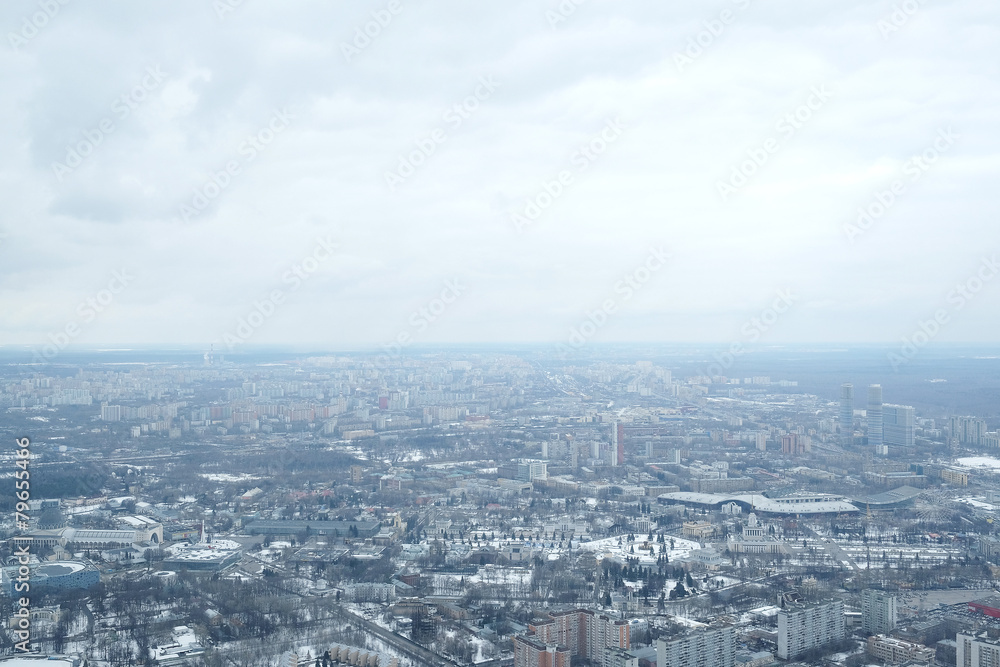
[658,492,858,515]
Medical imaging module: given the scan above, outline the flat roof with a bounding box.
[35,562,87,576]
[119,515,160,527]
[166,539,241,561]
[658,492,858,515]
[64,529,136,539]
[851,486,924,507]
[246,520,379,530]
[970,595,1000,609]
[0,658,76,667]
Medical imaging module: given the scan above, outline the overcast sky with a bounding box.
[2,0,998,352]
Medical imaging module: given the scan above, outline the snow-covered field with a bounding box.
[956,456,1000,469]
[577,535,700,565]
[284,631,415,667]
[667,614,708,629]
[429,565,534,594]
[425,461,492,470]
[201,472,263,482]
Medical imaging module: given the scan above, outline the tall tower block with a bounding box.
[868,384,883,451]
[840,383,854,446]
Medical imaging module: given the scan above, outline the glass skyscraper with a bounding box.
[840,383,854,446]
[868,384,883,450]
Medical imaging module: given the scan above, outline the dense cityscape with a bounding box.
[2,348,1000,667]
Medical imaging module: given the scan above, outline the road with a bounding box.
[242,556,459,667]
[801,525,859,571]
[330,605,458,667]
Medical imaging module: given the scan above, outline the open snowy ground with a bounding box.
[576,535,700,565]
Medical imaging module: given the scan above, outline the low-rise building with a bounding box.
[681,521,716,540]
[514,636,570,667]
[866,635,934,664]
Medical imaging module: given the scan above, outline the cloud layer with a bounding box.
[2,0,999,352]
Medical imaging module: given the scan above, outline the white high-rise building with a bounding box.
[657,626,734,667]
[840,383,854,446]
[861,590,897,636]
[951,416,988,445]
[867,385,883,450]
[958,632,1000,667]
[101,403,122,422]
[777,599,845,660]
[611,421,624,466]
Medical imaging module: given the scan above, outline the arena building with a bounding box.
[0,655,84,667]
[22,515,162,549]
[657,491,858,516]
[1,560,100,596]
